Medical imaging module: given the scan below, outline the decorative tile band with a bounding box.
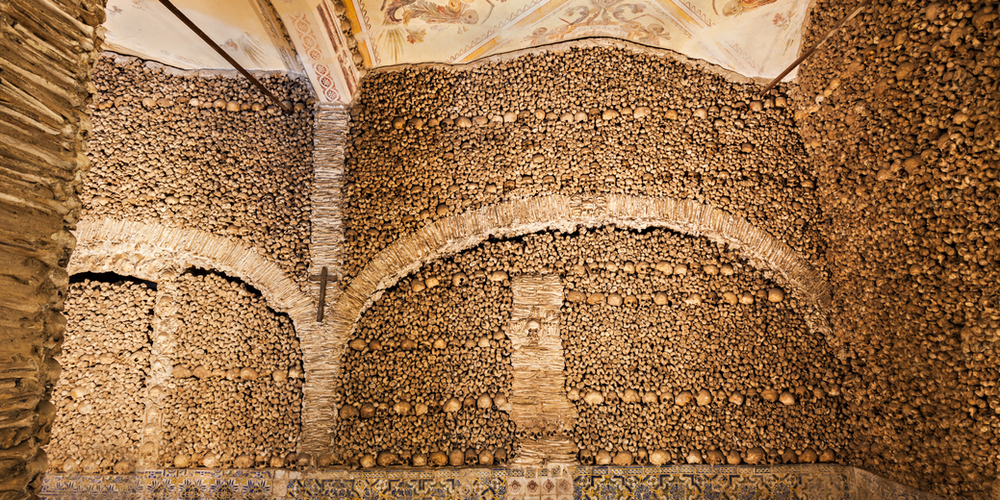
[41,465,940,500]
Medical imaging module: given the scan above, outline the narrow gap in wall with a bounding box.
[145,289,156,361]
[69,271,158,291]
[484,232,528,246]
[482,225,703,246]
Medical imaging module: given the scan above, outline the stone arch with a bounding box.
[69,218,335,456]
[331,193,833,381]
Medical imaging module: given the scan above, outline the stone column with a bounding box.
[507,275,578,466]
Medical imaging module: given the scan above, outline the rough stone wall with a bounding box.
[794,0,1000,496]
[343,46,824,284]
[159,271,303,469]
[82,54,315,287]
[336,227,846,468]
[47,279,155,474]
[0,0,105,497]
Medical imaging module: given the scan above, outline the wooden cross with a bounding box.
[310,267,340,322]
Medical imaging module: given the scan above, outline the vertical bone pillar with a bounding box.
[302,103,350,457]
[508,275,578,466]
[139,273,180,469]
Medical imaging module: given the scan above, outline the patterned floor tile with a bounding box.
[42,464,943,500]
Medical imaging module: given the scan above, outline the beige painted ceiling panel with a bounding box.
[347,0,810,78]
[103,0,295,71]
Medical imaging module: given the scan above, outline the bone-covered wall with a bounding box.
[334,34,999,496]
[337,225,849,469]
[792,0,1000,497]
[47,271,304,473]
[48,279,155,475]
[161,271,303,470]
[82,54,316,287]
[341,45,824,285]
[335,253,515,468]
[336,44,839,469]
[27,0,1000,496]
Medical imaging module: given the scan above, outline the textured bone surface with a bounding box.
[507,275,578,466]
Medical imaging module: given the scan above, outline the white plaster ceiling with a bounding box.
[102,0,809,103]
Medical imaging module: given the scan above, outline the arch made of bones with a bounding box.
[69,217,337,458]
[322,193,833,457]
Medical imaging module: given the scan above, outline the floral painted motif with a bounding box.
[525,0,670,47]
[712,0,778,17]
[383,0,505,30]
[220,34,267,66]
[772,11,790,29]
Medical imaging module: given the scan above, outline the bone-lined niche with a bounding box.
[46,269,304,473]
[332,225,850,469]
[48,275,156,474]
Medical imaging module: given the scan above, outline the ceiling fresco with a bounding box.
[270,0,363,103]
[102,0,360,103]
[346,0,810,78]
[100,0,808,103]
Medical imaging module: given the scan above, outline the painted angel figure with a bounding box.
[713,0,778,17]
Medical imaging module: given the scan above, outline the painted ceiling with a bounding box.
[103,0,360,103]
[347,0,809,78]
[101,0,809,103]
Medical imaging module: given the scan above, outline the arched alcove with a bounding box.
[49,266,307,472]
[47,272,156,474]
[332,194,832,344]
[157,268,303,469]
[333,223,848,468]
[68,218,336,455]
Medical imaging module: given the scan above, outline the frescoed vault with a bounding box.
[346,0,811,77]
[101,0,361,103]
[103,0,298,71]
[98,0,811,104]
